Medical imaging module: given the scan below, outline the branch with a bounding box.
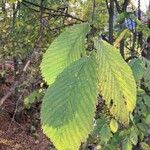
[105,0,110,13]
[122,0,129,11]
[91,0,96,23]
[22,2,40,13]
[23,0,55,12]
[49,23,77,31]
[125,55,138,62]
[114,0,121,13]
[0,81,18,107]
[22,0,85,22]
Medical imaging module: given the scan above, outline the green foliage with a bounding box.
[143,94,150,107]
[114,29,130,47]
[40,23,91,86]
[41,56,98,150]
[1,0,149,149]
[122,139,132,150]
[108,57,150,150]
[143,60,150,91]
[40,23,138,149]
[95,39,136,125]
[140,142,150,150]
[80,0,108,30]
[116,12,150,39]
[129,58,146,83]
[94,116,112,144]
[24,89,44,109]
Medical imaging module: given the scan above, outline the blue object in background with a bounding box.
[124,18,136,30]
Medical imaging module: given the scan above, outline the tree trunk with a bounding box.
[108,0,114,44]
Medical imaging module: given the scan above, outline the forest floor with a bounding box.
[0,82,54,150]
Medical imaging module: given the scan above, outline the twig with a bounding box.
[23,60,30,72]
[49,23,77,31]
[114,0,121,13]
[22,0,85,22]
[0,81,18,107]
[105,0,110,13]
[22,2,40,13]
[125,55,138,62]
[122,0,129,11]
[7,88,26,131]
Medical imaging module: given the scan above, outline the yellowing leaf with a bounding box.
[114,29,130,47]
[110,119,118,133]
[95,39,137,125]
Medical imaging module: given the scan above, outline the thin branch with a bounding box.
[22,2,40,13]
[22,0,85,22]
[91,0,96,23]
[8,88,26,130]
[49,23,77,31]
[114,0,121,13]
[122,0,129,11]
[105,0,110,13]
[2,0,6,12]
[125,55,138,62]
[23,0,54,12]
[0,81,18,107]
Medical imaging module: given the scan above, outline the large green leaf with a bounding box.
[40,23,91,85]
[41,56,98,150]
[95,39,136,125]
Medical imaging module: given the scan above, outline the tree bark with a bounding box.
[108,0,114,44]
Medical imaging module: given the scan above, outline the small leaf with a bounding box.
[143,94,150,107]
[95,116,112,144]
[129,58,145,83]
[114,29,130,47]
[24,90,43,109]
[130,128,138,145]
[137,123,147,134]
[116,12,130,23]
[145,114,150,125]
[122,139,132,150]
[143,66,150,90]
[137,88,145,96]
[110,119,118,133]
[96,145,102,150]
[130,113,134,123]
[140,142,150,150]
[100,124,112,144]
